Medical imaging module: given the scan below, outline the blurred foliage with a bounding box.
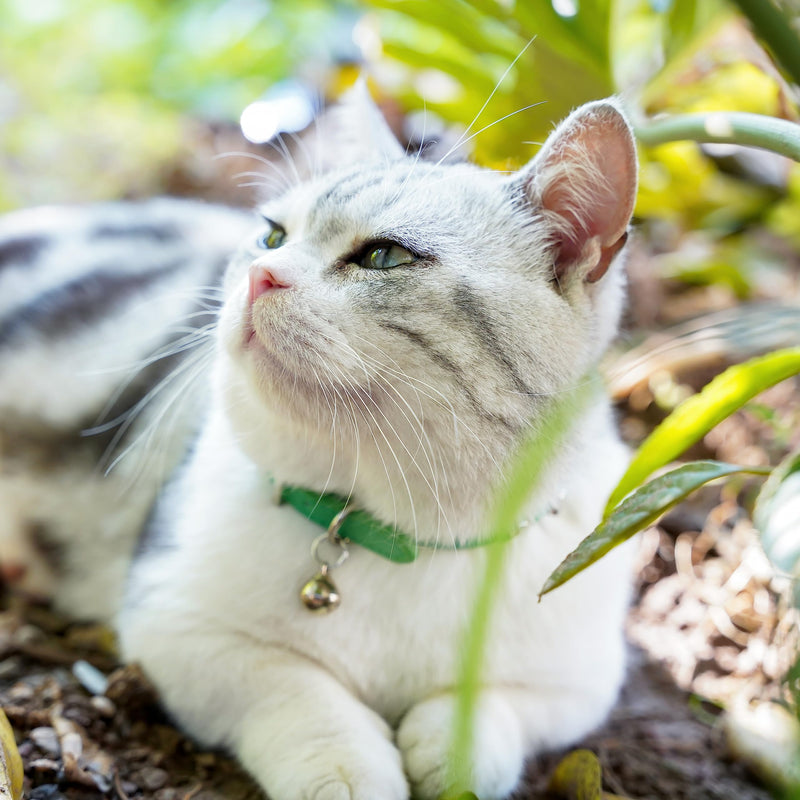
[1,11,798,367]
[0,0,354,208]
[2,0,800,294]
[361,0,800,302]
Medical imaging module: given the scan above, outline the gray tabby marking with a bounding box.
[91,222,182,242]
[0,259,189,346]
[379,320,519,432]
[450,280,533,397]
[0,235,49,272]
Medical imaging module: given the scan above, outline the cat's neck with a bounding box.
[212,364,610,544]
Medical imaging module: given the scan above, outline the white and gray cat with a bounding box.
[1,89,638,799]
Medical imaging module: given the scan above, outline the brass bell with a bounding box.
[300,567,341,612]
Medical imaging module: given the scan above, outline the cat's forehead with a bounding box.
[263,158,503,235]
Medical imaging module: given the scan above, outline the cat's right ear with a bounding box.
[512,100,637,286]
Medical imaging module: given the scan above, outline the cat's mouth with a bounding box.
[235,303,378,412]
[240,302,322,375]
[242,315,257,347]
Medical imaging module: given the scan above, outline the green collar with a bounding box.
[278,484,555,564]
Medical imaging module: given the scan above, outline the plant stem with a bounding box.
[448,541,508,794]
[635,112,800,162]
[728,0,800,87]
[448,373,602,791]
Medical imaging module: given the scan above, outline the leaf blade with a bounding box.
[606,348,800,515]
[754,447,800,578]
[541,461,770,598]
[0,708,22,800]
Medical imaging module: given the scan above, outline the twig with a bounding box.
[113,769,131,800]
[182,783,203,800]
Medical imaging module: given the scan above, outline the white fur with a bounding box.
[119,96,638,799]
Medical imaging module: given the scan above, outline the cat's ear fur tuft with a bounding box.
[320,79,405,165]
[515,99,637,285]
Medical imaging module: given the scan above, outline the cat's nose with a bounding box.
[248,264,292,305]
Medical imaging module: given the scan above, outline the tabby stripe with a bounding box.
[451,281,533,397]
[379,321,517,432]
[0,259,188,346]
[0,235,49,274]
[91,223,181,242]
[309,173,386,225]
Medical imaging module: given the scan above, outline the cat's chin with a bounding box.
[230,333,376,435]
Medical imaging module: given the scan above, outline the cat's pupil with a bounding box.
[362,243,416,270]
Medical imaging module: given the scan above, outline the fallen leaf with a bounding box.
[549,749,603,800]
[0,707,23,800]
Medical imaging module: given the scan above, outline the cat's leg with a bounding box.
[120,617,408,800]
[397,678,623,800]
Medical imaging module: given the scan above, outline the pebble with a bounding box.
[0,656,23,679]
[29,785,67,800]
[72,659,109,695]
[90,694,117,717]
[7,682,34,702]
[14,623,45,644]
[134,765,170,791]
[30,726,60,757]
[29,757,60,774]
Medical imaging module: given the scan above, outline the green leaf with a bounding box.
[365,0,615,166]
[754,447,800,579]
[541,461,770,597]
[606,348,800,515]
[368,0,523,61]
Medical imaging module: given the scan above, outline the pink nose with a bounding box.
[248,264,292,305]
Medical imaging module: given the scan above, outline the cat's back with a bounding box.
[0,198,253,616]
[0,199,252,426]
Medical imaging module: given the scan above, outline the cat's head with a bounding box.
[216,85,636,496]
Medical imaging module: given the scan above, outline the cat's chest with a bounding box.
[138,400,631,720]
[149,448,594,719]
[168,471,483,710]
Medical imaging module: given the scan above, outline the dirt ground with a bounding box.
[0,498,790,800]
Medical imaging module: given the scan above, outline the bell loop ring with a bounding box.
[326,504,354,543]
[310,531,349,571]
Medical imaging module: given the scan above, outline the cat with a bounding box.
[1,88,638,798]
[114,88,639,800]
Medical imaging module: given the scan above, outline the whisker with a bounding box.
[437,38,537,165]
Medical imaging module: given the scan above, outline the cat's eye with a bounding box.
[257,221,286,250]
[361,243,418,270]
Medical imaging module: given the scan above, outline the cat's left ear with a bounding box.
[512,99,637,285]
[321,79,406,164]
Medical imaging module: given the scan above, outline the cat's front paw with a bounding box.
[267,739,408,800]
[397,692,524,800]
[240,715,408,800]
